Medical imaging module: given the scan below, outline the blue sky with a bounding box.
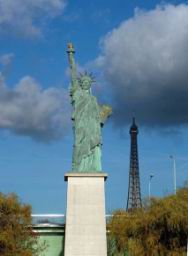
[0,0,188,214]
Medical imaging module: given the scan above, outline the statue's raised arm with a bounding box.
[67,43,79,95]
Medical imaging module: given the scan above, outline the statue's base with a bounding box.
[64,172,108,256]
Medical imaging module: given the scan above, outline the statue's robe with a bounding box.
[71,86,102,172]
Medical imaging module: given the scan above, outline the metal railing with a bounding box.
[32,214,113,226]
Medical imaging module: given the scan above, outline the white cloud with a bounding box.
[97,4,188,128]
[0,53,15,66]
[0,53,15,78]
[0,0,66,37]
[0,73,71,142]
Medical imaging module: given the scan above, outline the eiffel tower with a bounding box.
[126,118,142,211]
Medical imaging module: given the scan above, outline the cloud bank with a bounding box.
[0,0,66,37]
[0,74,70,142]
[97,4,188,129]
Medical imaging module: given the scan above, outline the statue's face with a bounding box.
[80,76,92,90]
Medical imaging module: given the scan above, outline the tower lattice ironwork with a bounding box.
[127,118,142,211]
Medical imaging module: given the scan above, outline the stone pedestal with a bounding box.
[64,172,108,256]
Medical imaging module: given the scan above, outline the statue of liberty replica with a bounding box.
[67,43,112,172]
[64,43,112,256]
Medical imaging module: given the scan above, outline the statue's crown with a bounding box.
[79,71,95,83]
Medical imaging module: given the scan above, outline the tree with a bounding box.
[108,187,188,256]
[0,193,44,256]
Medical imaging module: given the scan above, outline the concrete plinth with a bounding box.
[64,172,108,256]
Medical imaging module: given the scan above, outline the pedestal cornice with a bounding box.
[64,172,108,181]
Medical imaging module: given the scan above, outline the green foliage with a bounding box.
[0,193,45,256]
[108,187,188,256]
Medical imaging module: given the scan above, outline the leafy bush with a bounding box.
[108,187,188,256]
[0,193,45,256]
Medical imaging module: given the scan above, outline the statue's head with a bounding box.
[79,72,95,90]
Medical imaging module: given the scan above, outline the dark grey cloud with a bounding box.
[0,74,70,142]
[0,0,66,38]
[96,4,188,129]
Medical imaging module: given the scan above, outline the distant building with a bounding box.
[32,215,65,256]
[33,223,64,256]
